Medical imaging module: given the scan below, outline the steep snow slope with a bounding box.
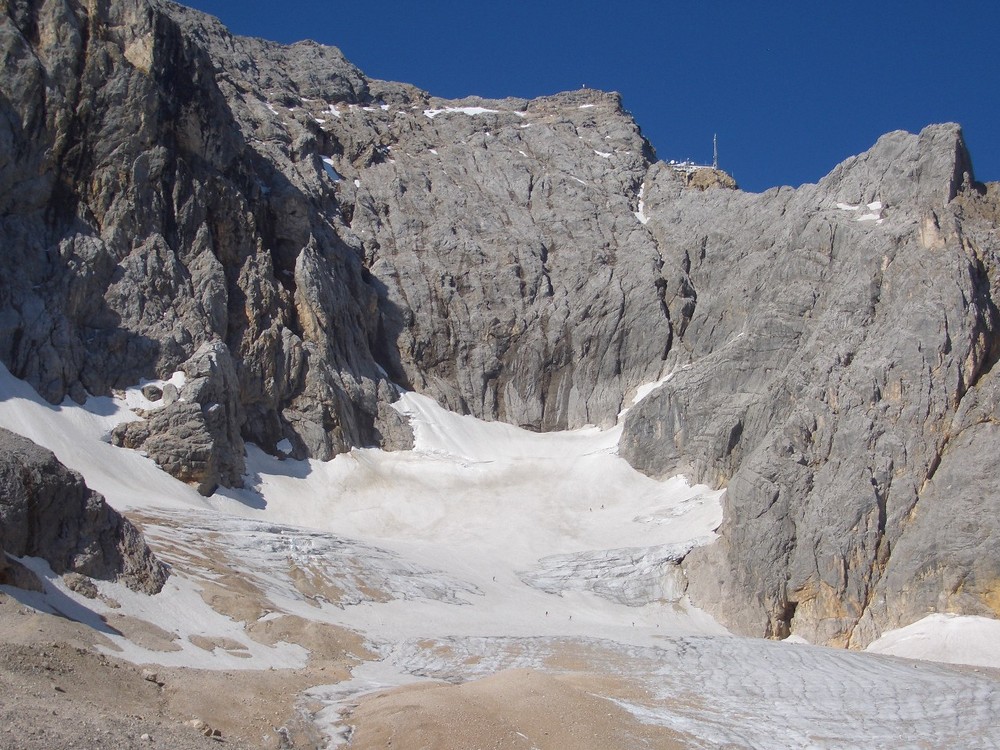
[2,363,1000,748]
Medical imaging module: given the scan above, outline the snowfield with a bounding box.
[2,362,1000,748]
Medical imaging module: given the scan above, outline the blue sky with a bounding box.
[183,1,998,193]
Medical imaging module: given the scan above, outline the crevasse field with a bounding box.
[2,362,999,748]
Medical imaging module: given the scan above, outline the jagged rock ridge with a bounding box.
[1,0,999,649]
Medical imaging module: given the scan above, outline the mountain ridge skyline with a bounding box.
[179,0,1000,193]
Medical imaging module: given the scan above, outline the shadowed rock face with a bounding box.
[0,0,392,473]
[2,0,999,647]
[0,429,168,593]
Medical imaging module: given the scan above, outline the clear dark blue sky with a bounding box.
[183,1,998,193]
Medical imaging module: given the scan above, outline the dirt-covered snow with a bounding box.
[2,362,1000,748]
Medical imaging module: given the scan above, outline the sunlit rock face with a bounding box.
[0,0,675,465]
[2,0,999,648]
[619,126,1000,647]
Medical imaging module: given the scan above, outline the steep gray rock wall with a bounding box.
[335,90,669,429]
[0,0,678,491]
[0,428,167,593]
[0,0,395,482]
[620,125,1000,646]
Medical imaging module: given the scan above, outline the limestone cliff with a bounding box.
[0,0,394,480]
[620,126,1000,647]
[0,0,683,478]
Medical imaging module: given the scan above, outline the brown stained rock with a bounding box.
[62,573,98,599]
[684,167,738,190]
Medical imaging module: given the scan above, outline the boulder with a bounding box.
[0,428,168,594]
[113,342,245,495]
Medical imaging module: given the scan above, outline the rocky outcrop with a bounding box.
[112,342,245,494]
[620,125,1000,647]
[682,167,737,191]
[0,429,168,593]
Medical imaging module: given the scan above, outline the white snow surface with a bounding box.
[3,362,1000,747]
[423,106,499,119]
[321,156,343,182]
[0,364,209,512]
[867,613,1000,668]
[634,183,650,225]
[836,199,885,223]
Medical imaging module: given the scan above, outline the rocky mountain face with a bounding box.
[2,0,998,648]
[0,428,168,593]
[619,128,1000,647]
[0,0,678,473]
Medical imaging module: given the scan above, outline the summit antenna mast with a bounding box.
[713,133,718,170]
